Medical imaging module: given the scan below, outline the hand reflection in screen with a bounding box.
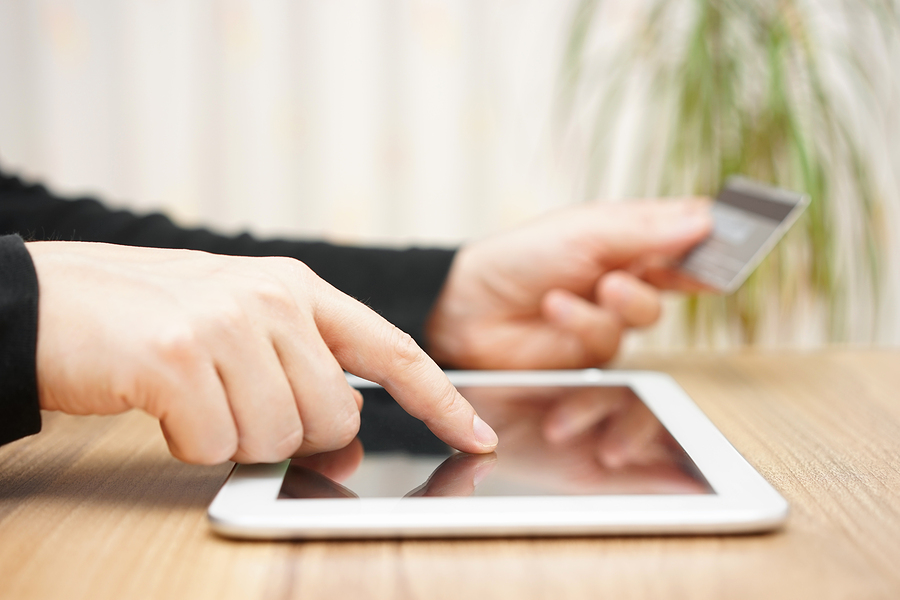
[404,452,497,497]
[280,386,710,499]
[278,438,364,498]
[280,441,497,499]
[462,386,710,494]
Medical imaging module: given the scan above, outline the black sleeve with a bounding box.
[0,234,41,446]
[0,170,455,344]
[0,168,456,447]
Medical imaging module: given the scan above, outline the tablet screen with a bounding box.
[278,385,713,499]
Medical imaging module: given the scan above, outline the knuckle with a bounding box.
[272,427,305,460]
[259,256,320,307]
[252,276,297,315]
[166,443,193,464]
[190,446,234,466]
[424,386,463,424]
[240,429,300,464]
[331,408,361,449]
[266,254,305,272]
[386,326,423,369]
[234,442,274,465]
[164,296,248,343]
[210,300,247,333]
[304,392,361,452]
[264,256,313,284]
[151,323,205,370]
[168,435,236,466]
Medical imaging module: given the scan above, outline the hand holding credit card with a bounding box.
[677,177,809,294]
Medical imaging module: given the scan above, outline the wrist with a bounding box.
[424,247,480,368]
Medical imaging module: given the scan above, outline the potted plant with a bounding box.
[559,0,899,345]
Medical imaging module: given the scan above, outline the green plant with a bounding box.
[560,0,899,344]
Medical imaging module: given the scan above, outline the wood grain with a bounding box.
[2,350,899,600]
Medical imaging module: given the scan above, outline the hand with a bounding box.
[27,242,498,465]
[425,199,712,368]
[540,387,668,469]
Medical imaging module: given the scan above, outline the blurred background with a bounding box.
[0,0,898,350]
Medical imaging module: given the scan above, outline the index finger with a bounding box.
[312,285,499,454]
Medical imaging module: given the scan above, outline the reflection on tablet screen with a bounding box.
[279,386,713,499]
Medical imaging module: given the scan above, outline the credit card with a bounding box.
[677,177,809,294]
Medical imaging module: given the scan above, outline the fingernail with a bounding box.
[473,415,499,449]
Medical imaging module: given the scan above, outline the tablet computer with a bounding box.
[208,370,788,539]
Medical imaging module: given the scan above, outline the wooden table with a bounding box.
[2,350,900,599]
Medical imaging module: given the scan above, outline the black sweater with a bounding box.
[0,169,455,446]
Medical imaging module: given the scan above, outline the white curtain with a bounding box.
[0,0,578,246]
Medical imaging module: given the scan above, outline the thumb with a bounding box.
[588,199,713,265]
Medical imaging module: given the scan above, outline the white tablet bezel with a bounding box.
[208,370,788,539]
